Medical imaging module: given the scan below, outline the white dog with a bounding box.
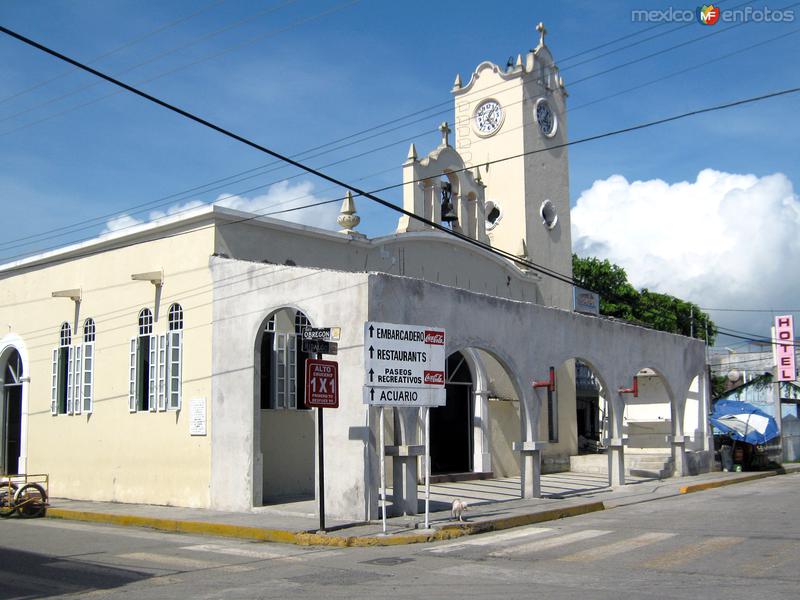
[451,498,468,522]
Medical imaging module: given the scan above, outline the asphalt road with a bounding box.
[1,474,799,600]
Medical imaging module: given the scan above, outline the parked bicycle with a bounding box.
[0,474,48,518]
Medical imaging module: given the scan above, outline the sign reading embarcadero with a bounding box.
[363,321,446,406]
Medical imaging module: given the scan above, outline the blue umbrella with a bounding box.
[710,400,780,445]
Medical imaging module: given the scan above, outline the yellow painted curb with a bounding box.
[45,501,605,548]
[679,472,774,495]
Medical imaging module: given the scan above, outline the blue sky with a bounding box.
[1,0,798,345]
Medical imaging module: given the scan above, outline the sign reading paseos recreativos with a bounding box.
[363,321,447,406]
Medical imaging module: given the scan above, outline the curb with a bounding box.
[45,501,605,548]
[678,471,775,494]
[45,468,796,547]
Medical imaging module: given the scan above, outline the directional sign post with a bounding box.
[305,358,339,532]
[363,321,446,531]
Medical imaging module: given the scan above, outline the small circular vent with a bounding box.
[540,199,558,230]
[485,200,502,230]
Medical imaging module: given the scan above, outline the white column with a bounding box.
[607,394,626,487]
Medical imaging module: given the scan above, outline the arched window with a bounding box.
[59,322,71,347]
[261,308,311,410]
[52,323,72,415]
[168,303,183,331]
[130,309,155,412]
[80,318,96,414]
[166,303,183,410]
[83,318,96,343]
[138,308,153,336]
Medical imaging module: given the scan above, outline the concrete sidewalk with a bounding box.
[42,466,800,547]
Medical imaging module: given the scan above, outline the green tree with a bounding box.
[572,254,716,344]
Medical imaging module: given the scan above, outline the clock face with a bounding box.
[474,100,503,136]
[535,99,556,137]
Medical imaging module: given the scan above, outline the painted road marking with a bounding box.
[182,542,333,561]
[428,527,553,554]
[117,552,223,571]
[559,532,676,562]
[489,529,613,557]
[641,536,744,570]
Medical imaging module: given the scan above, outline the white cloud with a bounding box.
[101,180,341,236]
[571,168,800,336]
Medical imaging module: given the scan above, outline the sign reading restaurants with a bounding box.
[363,321,446,406]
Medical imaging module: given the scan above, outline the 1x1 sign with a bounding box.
[305,359,339,408]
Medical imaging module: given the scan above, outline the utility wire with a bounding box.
[0,0,227,106]
[2,11,794,257]
[2,24,799,289]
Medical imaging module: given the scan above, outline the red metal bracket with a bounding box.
[532,366,556,392]
[618,376,638,398]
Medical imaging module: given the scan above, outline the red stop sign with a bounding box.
[305,359,339,408]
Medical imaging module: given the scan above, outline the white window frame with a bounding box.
[168,330,182,410]
[82,342,94,414]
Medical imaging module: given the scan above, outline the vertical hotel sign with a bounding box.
[774,315,796,381]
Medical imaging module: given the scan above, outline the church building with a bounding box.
[0,25,712,521]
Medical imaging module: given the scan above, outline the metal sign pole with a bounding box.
[380,405,387,534]
[318,406,325,532]
[425,406,430,530]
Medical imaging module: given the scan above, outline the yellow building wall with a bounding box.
[1,227,215,507]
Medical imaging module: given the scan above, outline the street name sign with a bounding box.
[305,359,339,408]
[302,327,341,342]
[302,339,338,355]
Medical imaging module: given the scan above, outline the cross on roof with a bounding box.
[536,22,547,47]
[439,121,451,147]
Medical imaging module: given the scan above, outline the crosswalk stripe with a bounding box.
[117,552,222,570]
[559,532,676,562]
[641,536,744,569]
[429,527,553,554]
[489,529,612,557]
[181,543,303,560]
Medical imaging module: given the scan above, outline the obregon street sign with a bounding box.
[363,321,446,406]
[305,359,339,408]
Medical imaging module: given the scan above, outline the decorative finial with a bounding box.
[516,238,529,259]
[515,54,523,68]
[453,73,462,89]
[337,191,363,236]
[536,21,547,47]
[407,142,418,161]
[439,121,451,147]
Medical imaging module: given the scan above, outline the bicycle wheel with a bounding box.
[14,483,47,518]
[0,483,17,518]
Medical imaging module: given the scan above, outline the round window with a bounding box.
[485,200,502,230]
[540,199,558,230]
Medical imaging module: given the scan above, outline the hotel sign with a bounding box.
[775,315,796,382]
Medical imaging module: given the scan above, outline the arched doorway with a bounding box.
[430,351,473,475]
[1,348,23,475]
[255,308,315,504]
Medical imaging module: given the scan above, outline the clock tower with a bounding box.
[452,23,572,308]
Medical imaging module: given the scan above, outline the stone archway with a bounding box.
[0,347,23,475]
[253,307,316,504]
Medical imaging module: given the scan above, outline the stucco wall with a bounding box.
[488,399,520,477]
[260,409,315,500]
[209,257,372,520]
[0,225,215,507]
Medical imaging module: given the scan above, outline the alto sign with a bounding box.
[363,321,447,406]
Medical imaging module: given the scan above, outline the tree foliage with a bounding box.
[572,254,716,344]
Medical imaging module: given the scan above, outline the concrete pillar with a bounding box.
[671,400,688,477]
[473,389,492,473]
[608,394,626,487]
[390,407,421,515]
[516,388,545,498]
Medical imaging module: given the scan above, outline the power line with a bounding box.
[702,307,800,313]
[3,14,795,260]
[2,23,798,339]
[0,0,228,106]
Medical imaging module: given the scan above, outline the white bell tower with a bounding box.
[452,23,573,308]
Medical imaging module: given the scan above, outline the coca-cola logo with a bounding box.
[424,330,445,345]
[424,371,445,385]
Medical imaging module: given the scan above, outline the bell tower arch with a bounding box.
[452,22,573,308]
